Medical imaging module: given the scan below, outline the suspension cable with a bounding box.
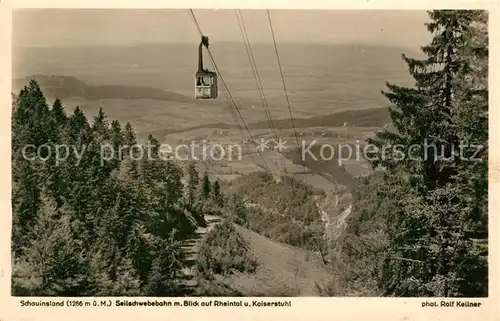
[189,9,271,173]
[266,9,304,168]
[235,9,288,174]
[235,9,277,138]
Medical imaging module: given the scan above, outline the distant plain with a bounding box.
[13,43,414,133]
[13,42,415,183]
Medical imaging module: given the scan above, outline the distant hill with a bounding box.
[147,106,391,139]
[249,107,390,129]
[13,42,417,107]
[12,74,200,104]
[12,74,392,140]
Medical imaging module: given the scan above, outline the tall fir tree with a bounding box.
[51,98,67,125]
[67,106,92,145]
[110,120,123,149]
[186,161,199,207]
[165,160,184,211]
[13,194,89,295]
[145,232,184,296]
[119,122,140,180]
[123,122,137,145]
[368,10,488,296]
[202,171,211,199]
[212,179,223,207]
[92,107,110,141]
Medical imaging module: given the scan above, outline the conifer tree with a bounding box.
[13,195,89,295]
[12,80,52,150]
[118,122,139,180]
[368,10,488,296]
[139,135,162,185]
[202,171,211,199]
[92,107,110,141]
[212,179,223,207]
[51,98,67,125]
[11,160,42,251]
[165,160,184,210]
[107,119,124,169]
[68,106,91,145]
[146,134,161,156]
[123,122,137,145]
[110,120,123,149]
[119,156,140,182]
[145,232,184,296]
[186,161,199,207]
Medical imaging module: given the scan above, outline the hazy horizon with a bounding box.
[12,41,424,53]
[13,9,432,50]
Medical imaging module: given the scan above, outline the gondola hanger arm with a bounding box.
[201,35,209,48]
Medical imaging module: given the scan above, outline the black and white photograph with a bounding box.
[9,8,488,298]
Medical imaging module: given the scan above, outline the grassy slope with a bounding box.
[225,224,330,296]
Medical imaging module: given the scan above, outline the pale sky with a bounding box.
[13,9,432,49]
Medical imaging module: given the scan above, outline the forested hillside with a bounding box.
[319,10,489,297]
[10,81,226,296]
[224,172,326,251]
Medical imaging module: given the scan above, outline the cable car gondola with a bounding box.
[195,35,218,99]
